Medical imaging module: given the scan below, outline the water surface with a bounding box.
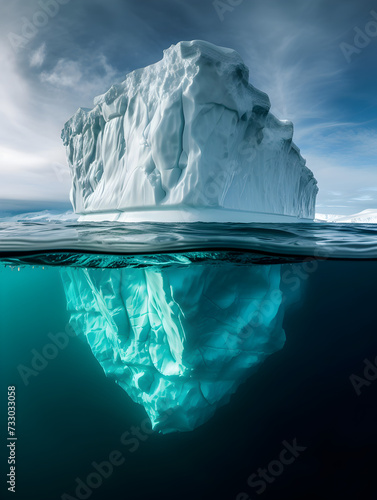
[1,219,377,500]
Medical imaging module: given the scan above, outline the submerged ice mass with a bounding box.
[61,263,286,433]
[62,40,318,222]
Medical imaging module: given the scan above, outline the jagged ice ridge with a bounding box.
[62,40,318,222]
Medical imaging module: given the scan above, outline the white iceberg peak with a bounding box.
[62,40,318,222]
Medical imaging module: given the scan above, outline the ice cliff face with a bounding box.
[62,40,318,221]
[61,263,286,433]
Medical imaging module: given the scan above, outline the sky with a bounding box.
[1,0,377,215]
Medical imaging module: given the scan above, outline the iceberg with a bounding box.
[61,262,286,433]
[58,41,313,433]
[62,40,318,222]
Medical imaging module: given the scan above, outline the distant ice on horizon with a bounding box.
[316,209,377,223]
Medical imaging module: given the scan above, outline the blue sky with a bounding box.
[1,0,377,215]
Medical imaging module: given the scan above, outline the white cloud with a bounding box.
[239,11,346,126]
[0,146,71,201]
[39,54,124,98]
[351,194,374,202]
[30,43,46,68]
[0,45,124,205]
[307,153,377,213]
[310,127,377,157]
[41,58,83,87]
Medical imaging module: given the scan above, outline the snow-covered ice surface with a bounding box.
[62,40,318,222]
[6,210,78,222]
[316,209,377,223]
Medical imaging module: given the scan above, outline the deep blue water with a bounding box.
[1,221,377,500]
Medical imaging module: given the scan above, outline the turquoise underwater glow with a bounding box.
[3,220,377,435]
[61,262,285,433]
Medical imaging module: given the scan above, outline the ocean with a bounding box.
[1,219,377,500]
